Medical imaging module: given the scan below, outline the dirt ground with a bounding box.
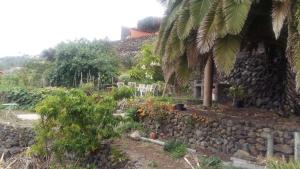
[113,137,191,169]
[0,110,38,127]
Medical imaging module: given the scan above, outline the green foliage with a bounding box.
[111,147,128,165]
[111,86,134,101]
[49,39,119,87]
[117,119,144,134]
[267,159,300,169]
[125,107,139,121]
[163,140,187,159]
[128,43,164,83]
[80,83,95,95]
[18,59,53,88]
[31,89,119,163]
[197,156,224,169]
[0,87,63,110]
[196,156,238,169]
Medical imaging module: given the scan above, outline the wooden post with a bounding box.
[295,132,300,161]
[203,57,213,107]
[266,133,274,158]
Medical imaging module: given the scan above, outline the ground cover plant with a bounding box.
[267,158,300,169]
[163,139,187,159]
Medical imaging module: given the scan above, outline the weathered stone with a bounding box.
[274,144,293,154]
[233,150,255,161]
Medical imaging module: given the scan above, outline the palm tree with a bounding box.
[156,0,300,114]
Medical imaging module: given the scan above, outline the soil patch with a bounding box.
[113,137,190,169]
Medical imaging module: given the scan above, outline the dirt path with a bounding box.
[113,137,191,169]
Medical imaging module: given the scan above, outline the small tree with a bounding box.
[128,42,164,83]
[49,39,119,87]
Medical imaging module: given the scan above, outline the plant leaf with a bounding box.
[213,35,240,75]
[177,7,194,40]
[224,0,252,35]
[197,0,220,54]
[190,0,212,28]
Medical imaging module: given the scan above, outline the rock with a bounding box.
[274,144,293,154]
[233,150,255,161]
[129,131,141,141]
[195,130,202,137]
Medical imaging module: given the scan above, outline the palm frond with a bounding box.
[177,7,194,40]
[165,23,185,62]
[223,0,252,35]
[197,0,220,54]
[272,0,289,39]
[213,35,241,75]
[190,0,212,28]
[156,21,173,57]
[175,55,192,86]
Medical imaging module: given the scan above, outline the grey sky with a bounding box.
[0,0,164,57]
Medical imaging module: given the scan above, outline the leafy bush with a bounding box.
[31,89,119,165]
[111,86,134,100]
[0,87,64,110]
[128,43,164,83]
[163,140,187,159]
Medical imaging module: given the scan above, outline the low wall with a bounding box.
[0,123,35,157]
[142,111,300,159]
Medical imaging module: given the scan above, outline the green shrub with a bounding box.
[125,107,138,121]
[111,86,134,100]
[163,140,187,159]
[31,89,119,165]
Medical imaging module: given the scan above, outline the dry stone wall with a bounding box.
[0,123,35,158]
[227,51,286,110]
[142,111,300,159]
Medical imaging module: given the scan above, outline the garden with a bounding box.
[2,1,300,168]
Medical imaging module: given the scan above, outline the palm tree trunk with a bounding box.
[203,56,213,107]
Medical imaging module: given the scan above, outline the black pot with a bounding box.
[175,104,186,111]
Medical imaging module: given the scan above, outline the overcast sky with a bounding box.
[0,0,164,57]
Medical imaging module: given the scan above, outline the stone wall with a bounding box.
[142,111,300,159]
[227,49,286,110]
[0,123,35,157]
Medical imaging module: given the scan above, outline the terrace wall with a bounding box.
[142,111,299,159]
[0,123,35,157]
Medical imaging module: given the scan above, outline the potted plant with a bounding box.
[228,85,246,108]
